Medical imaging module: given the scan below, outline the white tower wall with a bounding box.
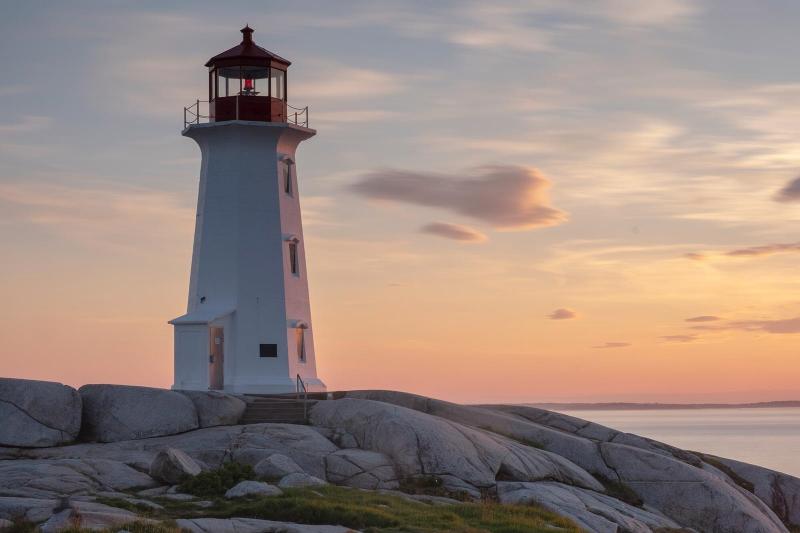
[170,120,324,394]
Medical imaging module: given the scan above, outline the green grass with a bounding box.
[177,461,256,498]
[198,486,581,533]
[396,475,471,501]
[0,518,182,533]
[0,518,37,533]
[595,475,643,508]
[59,522,183,533]
[695,454,755,493]
[99,485,581,533]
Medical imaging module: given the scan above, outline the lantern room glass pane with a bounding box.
[271,69,285,100]
[215,67,269,97]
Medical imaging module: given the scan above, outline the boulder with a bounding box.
[0,458,157,499]
[229,424,338,479]
[178,390,246,427]
[254,454,304,480]
[710,455,800,528]
[601,442,789,533]
[0,378,82,447]
[325,449,398,489]
[278,473,327,488]
[39,500,141,532]
[176,517,356,533]
[497,481,681,533]
[79,384,199,442]
[224,480,282,498]
[344,390,619,480]
[0,496,59,523]
[310,398,602,492]
[149,448,202,484]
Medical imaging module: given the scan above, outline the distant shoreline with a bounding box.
[524,400,800,411]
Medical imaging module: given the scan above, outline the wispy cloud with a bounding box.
[691,317,800,334]
[684,242,800,260]
[685,316,721,323]
[725,242,800,258]
[420,222,487,242]
[775,176,800,203]
[548,308,578,320]
[351,165,567,230]
[660,334,698,343]
[0,180,192,252]
[593,342,631,349]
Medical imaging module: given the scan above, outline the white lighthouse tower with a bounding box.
[170,26,325,394]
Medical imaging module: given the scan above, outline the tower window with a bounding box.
[283,160,294,195]
[289,242,299,276]
[296,327,306,363]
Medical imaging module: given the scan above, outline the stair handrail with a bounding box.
[296,374,308,422]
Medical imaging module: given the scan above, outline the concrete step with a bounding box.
[240,397,312,425]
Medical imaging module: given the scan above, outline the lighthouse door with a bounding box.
[209,327,224,390]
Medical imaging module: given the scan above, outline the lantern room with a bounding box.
[206,26,290,123]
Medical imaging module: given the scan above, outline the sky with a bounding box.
[0,0,799,403]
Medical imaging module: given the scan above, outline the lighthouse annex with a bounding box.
[170,26,325,394]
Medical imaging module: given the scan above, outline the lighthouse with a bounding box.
[170,26,325,394]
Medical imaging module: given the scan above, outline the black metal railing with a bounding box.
[183,98,309,129]
[287,104,309,128]
[183,99,209,128]
[296,374,308,422]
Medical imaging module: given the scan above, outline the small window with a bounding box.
[283,160,293,195]
[295,328,306,363]
[289,242,299,276]
[259,343,278,358]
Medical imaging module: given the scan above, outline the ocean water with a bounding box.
[556,407,800,477]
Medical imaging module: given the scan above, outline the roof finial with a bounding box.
[241,25,254,44]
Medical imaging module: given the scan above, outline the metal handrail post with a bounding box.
[296,374,308,421]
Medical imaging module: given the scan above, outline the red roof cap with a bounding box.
[205,26,291,68]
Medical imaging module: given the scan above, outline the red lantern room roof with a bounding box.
[205,26,291,69]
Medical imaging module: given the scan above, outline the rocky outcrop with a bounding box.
[0,386,797,532]
[228,424,338,479]
[149,447,202,484]
[178,390,246,428]
[0,378,82,448]
[339,390,792,533]
[0,458,157,499]
[498,481,681,533]
[39,500,142,532]
[176,517,357,533]
[79,384,198,442]
[224,480,282,498]
[311,397,604,495]
[601,442,787,533]
[278,472,327,488]
[254,453,304,479]
[711,455,800,528]
[325,449,398,489]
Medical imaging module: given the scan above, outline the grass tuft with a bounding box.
[596,475,643,507]
[696,454,755,493]
[177,461,256,498]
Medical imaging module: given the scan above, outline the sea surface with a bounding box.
[555,407,800,477]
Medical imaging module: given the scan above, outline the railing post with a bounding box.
[183,106,187,128]
[195,99,200,124]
